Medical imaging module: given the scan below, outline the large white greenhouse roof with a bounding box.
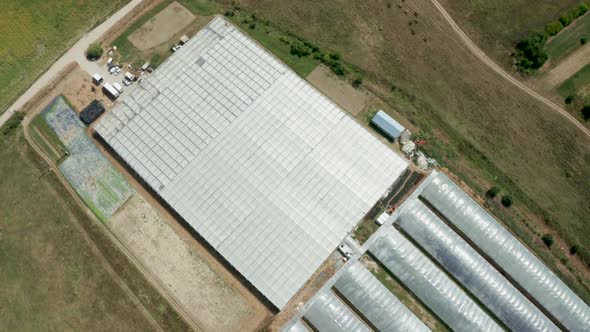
[95,16,408,308]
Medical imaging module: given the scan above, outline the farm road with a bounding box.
[430,0,590,139]
[0,0,145,128]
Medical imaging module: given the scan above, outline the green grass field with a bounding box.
[0,121,155,331]
[441,0,582,65]
[0,0,129,115]
[557,63,590,97]
[546,12,590,61]
[0,115,193,331]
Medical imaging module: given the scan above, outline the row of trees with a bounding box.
[545,3,588,36]
[514,2,589,73]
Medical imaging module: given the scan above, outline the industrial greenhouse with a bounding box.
[420,172,590,331]
[396,200,559,332]
[369,227,503,332]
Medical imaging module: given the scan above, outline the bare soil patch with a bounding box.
[109,193,268,331]
[307,65,369,115]
[128,2,195,51]
[543,44,590,87]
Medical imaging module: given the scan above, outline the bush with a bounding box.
[541,234,554,248]
[559,13,575,27]
[565,95,575,104]
[501,195,513,207]
[570,245,579,255]
[486,186,501,198]
[328,51,342,61]
[86,42,103,60]
[248,22,256,29]
[545,20,564,36]
[582,105,590,120]
[1,112,25,135]
[352,75,363,88]
[224,10,235,17]
[582,37,588,45]
[513,33,548,73]
[329,60,346,76]
[289,41,312,57]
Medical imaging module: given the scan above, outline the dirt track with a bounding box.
[431,0,590,139]
[543,44,590,87]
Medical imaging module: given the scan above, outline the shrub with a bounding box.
[570,245,579,255]
[224,10,235,17]
[501,195,513,207]
[352,75,363,88]
[248,22,256,29]
[565,95,575,104]
[1,112,25,135]
[303,41,319,53]
[559,13,575,27]
[582,105,590,120]
[486,186,501,198]
[581,37,588,45]
[289,41,312,57]
[329,60,346,76]
[576,3,589,17]
[86,42,103,60]
[328,51,342,61]
[545,20,564,36]
[541,234,554,248]
[513,33,548,72]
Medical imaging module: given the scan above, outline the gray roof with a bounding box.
[369,227,503,332]
[284,320,310,332]
[421,172,590,331]
[334,261,430,332]
[371,110,405,139]
[397,200,559,332]
[304,291,370,332]
[94,16,408,308]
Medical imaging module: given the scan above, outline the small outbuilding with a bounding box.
[103,82,120,99]
[179,35,190,45]
[92,73,103,85]
[371,110,405,140]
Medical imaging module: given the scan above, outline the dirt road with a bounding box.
[0,0,144,128]
[430,0,590,138]
[544,44,590,87]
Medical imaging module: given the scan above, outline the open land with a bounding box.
[129,2,196,50]
[0,123,157,331]
[221,0,590,301]
[108,193,271,331]
[438,0,582,66]
[0,0,128,116]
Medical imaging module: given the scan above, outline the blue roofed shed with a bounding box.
[371,110,405,139]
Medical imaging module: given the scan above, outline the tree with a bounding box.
[541,234,554,248]
[565,95,575,104]
[545,20,563,36]
[513,33,548,73]
[582,105,590,121]
[486,186,501,198]
[86,43,103,60]
[570,245,579,255]
[501,195,513,207]
[581,37,588,45]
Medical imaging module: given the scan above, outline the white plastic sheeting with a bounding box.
[421,172,590,331]
[369,227,502,332]
[334,261,430,332]
[397,200,559,332]
[95,16,408,308]
[304,291,370,332]
[284,320,310,332]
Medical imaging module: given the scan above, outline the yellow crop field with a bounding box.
[0,0,128,114]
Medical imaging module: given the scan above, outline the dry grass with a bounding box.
[222,0,590,292]
[439,0,582,66]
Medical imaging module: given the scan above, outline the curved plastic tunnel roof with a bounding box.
[420,172,590,331]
